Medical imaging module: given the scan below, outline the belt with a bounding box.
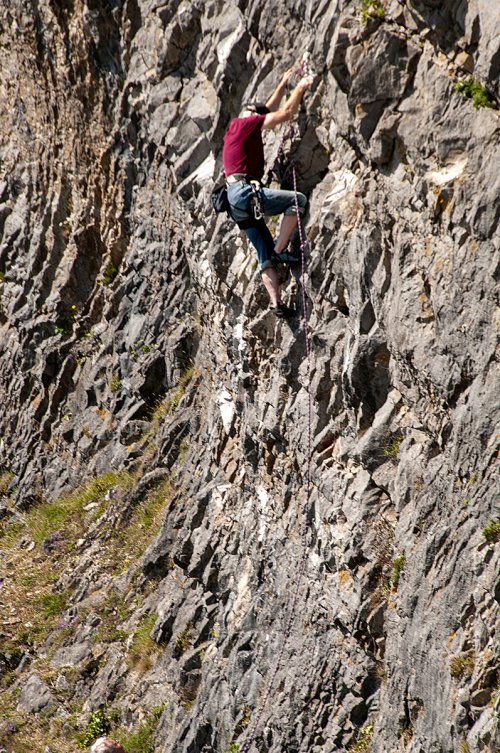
[226,173,249,184]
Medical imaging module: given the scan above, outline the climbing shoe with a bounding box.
[272,302,296,319]
[273,250,301,265]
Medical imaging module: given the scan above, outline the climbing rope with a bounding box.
[239,86,314,753]
[293,161,313,512]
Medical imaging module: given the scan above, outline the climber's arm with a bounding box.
[262,75,313,130]
[265,68,293,112]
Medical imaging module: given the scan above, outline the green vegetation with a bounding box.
[131,343,154,359]
[60,218,72,238]
[482,519,500,544]
[399,724,414,744]
[454,77,496,109]
[76,708,112,748]
[25,470,133,544]
[0,470,136,657]
[233,704,252,738]
[107,475,173,573]
[384,433,403,460]
[103,259,119,285]
[450,650,475,679]
[391,553,406,590]
[348,723,374,752]
[0,463,173,752]
[152,366,198,422]
[174,623,193,655]
[0,469,14,495]
[54,304,79,337]
[93,590,130,644]
[459,740,471,753]
[360,0,385,24]
[0,692,164,753]
[128,613,160,674]
[0,547,75,649]
[38,591,68,619]
[110,373,122,392]
[120,707,163,753]
[224,745,240,753]
[0,689,61,751]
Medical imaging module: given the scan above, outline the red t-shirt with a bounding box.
[222,114,266,179]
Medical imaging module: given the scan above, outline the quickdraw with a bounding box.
[249,179,264,220]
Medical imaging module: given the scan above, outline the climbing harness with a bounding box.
[238,61,314,753]
[220,174,266,226]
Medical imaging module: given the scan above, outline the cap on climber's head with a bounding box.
[90,738,127,753]
[243,101,270,115]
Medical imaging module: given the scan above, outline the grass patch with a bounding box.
[399,724,413,745]
[25,470,133,544]
[233,704,252,738]
[0,471,135,655]
[93,590,130,644]
[1,697,118,752]
[151,366,198,422]
[120,706,163,753]
[450,650,475,679]
[110,374,122,392]
[128,613,161,674]
[454,77,496,109]
[348,723,374,752]
[0,470,14,495]
[107,476,174,573]
[0,692,54,751]
[174,623,193,656]
[360,0,385,24]
[76,708,112,748]
[384,433,403,460]
[38,591,68,619]
[0,466,170,751]
[482,519,500,544]
[0,553,66,651]
[390,553,406,590]
[103,259,119,285]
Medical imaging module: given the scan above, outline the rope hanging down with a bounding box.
[239,99,314,753]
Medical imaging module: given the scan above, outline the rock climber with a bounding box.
[222,67,313,318]
[90,737,128,753]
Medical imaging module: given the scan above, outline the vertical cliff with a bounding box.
[0,1,498,752]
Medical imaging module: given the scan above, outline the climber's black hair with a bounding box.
[245,102,270,115]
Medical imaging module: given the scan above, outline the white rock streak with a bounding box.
[217,388,235,433]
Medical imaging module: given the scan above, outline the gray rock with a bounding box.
[0,1,498,752]
[17,674,58,715]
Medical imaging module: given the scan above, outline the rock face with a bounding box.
[0,1,498,753]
